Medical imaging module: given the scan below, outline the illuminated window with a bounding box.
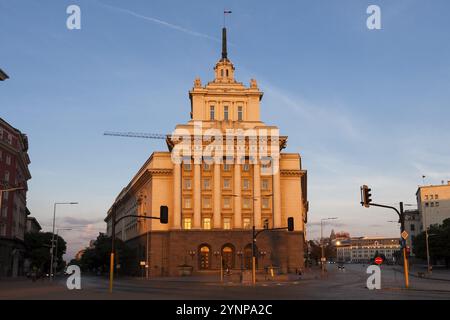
[203,218,211,230]
[243,198,251,209]
[184,198,192,209]
[262,198,270,209]
[183,218,192,230]
[223,218,231,230]
[243,218,251,229]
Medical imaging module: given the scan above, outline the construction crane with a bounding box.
[104,131,169,140]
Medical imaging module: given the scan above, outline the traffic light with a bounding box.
[360,185,372,208]
[160,205,168,224]
[287,217,294,231]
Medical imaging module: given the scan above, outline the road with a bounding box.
[1,264,449,300]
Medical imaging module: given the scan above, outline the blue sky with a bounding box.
[1,0,450,259]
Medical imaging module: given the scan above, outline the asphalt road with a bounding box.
[1,264,449,300]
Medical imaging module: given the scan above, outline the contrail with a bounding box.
[98,1,220,42]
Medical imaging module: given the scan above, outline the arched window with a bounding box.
[199,244,211,270]
[221,244,235,270]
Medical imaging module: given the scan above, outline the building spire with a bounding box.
[222,27,227,60]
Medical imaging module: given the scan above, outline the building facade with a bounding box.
[403,209,420,256]
[26,216,42,234]
[0,117,31,277]
[416,182,450,230]
[105,28,308,276]
[336,237,401,264]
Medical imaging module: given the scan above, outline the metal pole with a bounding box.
[109,211,116,293]
[50,203,56,280]
[146,228,149,280]
[252,225,256,285]
[422,202,432,274]
[54,230,59,276]
[400,202,409,288]
[321,220,325,275]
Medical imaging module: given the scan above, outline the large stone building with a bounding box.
[336,237,401,264]
[416,181,450,230]
[0,117,31,277]
[105,28,308,276]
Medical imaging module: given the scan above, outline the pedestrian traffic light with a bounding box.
[160,205,168,224]
[287,217,294,231]
[360,185,372,208]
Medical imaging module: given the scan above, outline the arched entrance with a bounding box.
[221,244,235,270]
[198,244,211,270]
[244,244,258,269]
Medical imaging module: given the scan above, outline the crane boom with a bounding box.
[104,131,168,140]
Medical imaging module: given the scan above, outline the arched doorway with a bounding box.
[221,244,235,270]
[198,244,211,270]
[244,244,258,270]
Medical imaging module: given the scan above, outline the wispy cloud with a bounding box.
[61,217,104,226]
[97,1,220,42]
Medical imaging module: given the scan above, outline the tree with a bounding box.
[24,232,66,273]
[78,233,134,274]
[413,218,450,268]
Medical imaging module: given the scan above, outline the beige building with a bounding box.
[105,28,308,276]
[416,181,450,230]
[336,237,401,264]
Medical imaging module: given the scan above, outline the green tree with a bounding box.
[413,218,450,268]
[24,232,67,273]
[78,233,134,274]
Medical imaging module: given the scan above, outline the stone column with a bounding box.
[213,162,221,228]
[273,158,282,228]
[234,162,242,228]
[173,163,181,229]
[193,161,201,229]
[253,163,262,229]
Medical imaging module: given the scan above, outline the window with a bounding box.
[2,208,7,218]
[223,197,231,208]
[436,202,439,207]
[425,202,429,207]
[243,198,251,209]
[243,163,250,172]
[262,198,270,209]
[223,163,231,171]
[184,198,192,209]
[410,224,415,231]
[223,178,231,189]
[210,106,215,120]
[425,195,429,200]
[203,218,211,230]
[226,69,229,77]
[5,155,11,165]
[263,219,269,229]
[202,197,211,209]
[430,195,434,200]
[183,162,192,171]
[223,217,231,230]
[3,192,8,200]
[243,179,250,190]
[0,224,5,237]
[184,178,192,190]
[431,202,435,207]
[4,171,9,182]
[203,163,210,171]
[203,178,211,190]
[435,194,439,200]
[238,106,243,121]
[243,218,251,229]
[262,179,269,190]
[224,106,229,121]
[183,218,192,230]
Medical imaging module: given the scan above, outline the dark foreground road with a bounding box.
[1,265,449,300]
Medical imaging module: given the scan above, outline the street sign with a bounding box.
[375,257,383,265]
[401,231,409,239]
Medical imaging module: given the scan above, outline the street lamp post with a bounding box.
[422,204,432,274]
[320,217,338,275]
[50,202,78,280]
[54,228,72,276]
